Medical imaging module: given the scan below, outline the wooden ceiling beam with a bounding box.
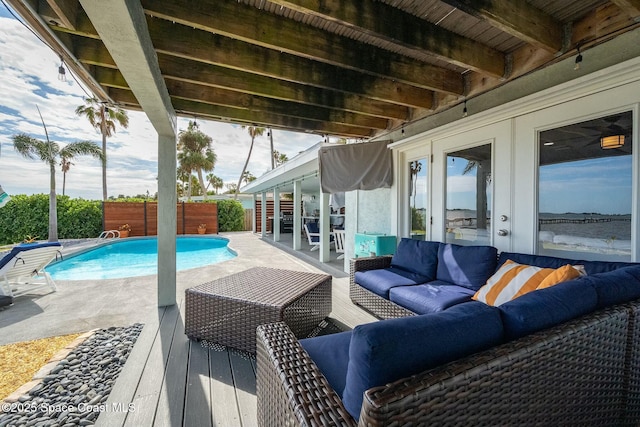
[163,80,389,130]
[157,55,410,121]
[74,44,412,121]
[44,0,78,30]
[270,0,505,78]
[171,98,374,138]
[610,0,640,20]
[141,0,462,94]
[96,66,390,130]
[145,17,436,109]
[441,0,563,53]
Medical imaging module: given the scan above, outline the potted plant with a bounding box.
[119,224,131,238]
[198,223,207,234]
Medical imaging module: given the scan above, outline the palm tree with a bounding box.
[13,134,103,242]
[273,150,289,167]
[236,126,265,198]
[242,170,256,185]
[268,127,275,170]
[207,174,224,195]
[177,121,216,201]
[75,97,129,201]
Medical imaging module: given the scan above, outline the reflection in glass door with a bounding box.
[445,144,492,245]
[409,159,428,240]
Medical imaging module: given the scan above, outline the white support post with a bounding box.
[157,133,177,307]
[273,190,280,242]
[293,180,302,250]
[261,192,267,238]
[319,192,331,262]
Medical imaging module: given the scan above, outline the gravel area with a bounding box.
[0,323,143,426]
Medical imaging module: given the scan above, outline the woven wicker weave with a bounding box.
[256,322,356,427]
[257,300,640,426]
[349,255,416,319]
[185,267,331,353]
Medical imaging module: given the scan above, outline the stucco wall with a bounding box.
[344,187,393,271]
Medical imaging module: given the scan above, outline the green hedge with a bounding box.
[215,199,245,232]
[0,194,103,245]
[0,195,247,245]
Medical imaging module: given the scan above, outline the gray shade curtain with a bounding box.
[318,140,392,193]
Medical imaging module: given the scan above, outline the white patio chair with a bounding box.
[333,229,346,259]
[0,242,63,297]
[304,222,334,251]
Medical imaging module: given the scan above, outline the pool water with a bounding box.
[46,236,236,280]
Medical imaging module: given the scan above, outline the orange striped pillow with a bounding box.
[537,264,582,289]
[473,260,555,306]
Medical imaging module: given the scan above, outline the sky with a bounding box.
[0,6,321,200]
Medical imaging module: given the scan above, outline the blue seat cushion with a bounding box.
[497,252,637,275]
[436,243,498,290]
[390,238,440,280]
[300,331,353,398]
[497,278,598,341]
[580,265,640,309]
[354,267,431,298]
[388,281,475,314]
[342,302,503,420]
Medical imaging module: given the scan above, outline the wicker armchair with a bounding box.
[257,300,640,426]
[349,256,416,319]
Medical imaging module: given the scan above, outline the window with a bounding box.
[409,159,427,240]
[445,144,492,245]
[538,111,633,261]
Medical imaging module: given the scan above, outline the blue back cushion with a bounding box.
[498,278,598,341]
[390,238,440,280]
[436,243,498,290]
[497,252,637,275]
[388,281,475,315]
[341,302,503,420]
[300,331,353,398]
[580,265,640,309]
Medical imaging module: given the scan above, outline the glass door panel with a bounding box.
[409,159,428,240]
[445,144,492,245]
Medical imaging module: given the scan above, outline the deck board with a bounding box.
[96,273,376,426]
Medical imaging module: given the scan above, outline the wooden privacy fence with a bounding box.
[103,202,218,236]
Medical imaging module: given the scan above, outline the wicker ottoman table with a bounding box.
[185,267,332,353]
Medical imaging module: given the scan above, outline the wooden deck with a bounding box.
[95,276,376,426]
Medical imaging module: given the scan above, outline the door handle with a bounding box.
[497,229,509,236]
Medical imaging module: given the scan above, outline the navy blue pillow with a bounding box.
[580,265,640,309]
[341,302,503,420]
[436,243,498,290]
[498,279,598,341]
[497,252,637,275]
[390,238,440,280]
[300,331,353,398]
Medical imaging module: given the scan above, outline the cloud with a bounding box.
[0,14,320,200]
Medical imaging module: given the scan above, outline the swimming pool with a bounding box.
[46,236,236,280]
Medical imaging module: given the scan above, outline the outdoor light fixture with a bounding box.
[57,56,66,82]
[600,135,625,149]
[574,46,583,70]
[462,99,468,117]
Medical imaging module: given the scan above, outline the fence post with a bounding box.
[143,201,148,236]
[182,201,186,235]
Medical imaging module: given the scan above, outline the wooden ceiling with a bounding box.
[8,0,640,138]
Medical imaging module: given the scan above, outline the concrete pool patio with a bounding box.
[0,231,373,345]
[0,232,376,426]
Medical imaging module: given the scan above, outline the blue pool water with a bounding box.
[46,236,236,280]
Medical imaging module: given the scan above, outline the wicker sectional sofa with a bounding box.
[256,240,640,426]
